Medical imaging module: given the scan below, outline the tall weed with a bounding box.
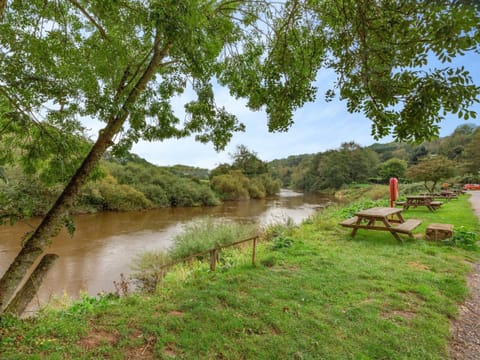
[170,217,256,260]
[130,250,172,292]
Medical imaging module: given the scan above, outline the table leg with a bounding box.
[381,218,402,242]
[351,217,363,237]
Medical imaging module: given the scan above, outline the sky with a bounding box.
[84,52,480,170]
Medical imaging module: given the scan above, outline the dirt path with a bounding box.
[449,191,480,360]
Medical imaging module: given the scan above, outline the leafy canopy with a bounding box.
[0,0,479,172]
[407,156,457,193]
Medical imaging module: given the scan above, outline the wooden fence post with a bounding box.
[210,249,217,271]
[252,237,257,266]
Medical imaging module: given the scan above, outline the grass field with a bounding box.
[0,193,478,359]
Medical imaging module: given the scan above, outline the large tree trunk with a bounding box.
[0,32,168,313]
[0,129,118,311]
[4,254,59,316]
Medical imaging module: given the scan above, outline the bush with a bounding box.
[134,184,169,207]
[442,227,478,250]
[99,175,153,211]
[247,179,266,199]
[210,171,250,200]
[257,174,281,195]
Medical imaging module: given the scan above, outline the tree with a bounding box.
[409,145,429,165]
[1,1,479,314]
[230,145,268,177]
[463,127,480,175]
[379,158,407,183]
[439,124,477,160]
[406,156,457,193]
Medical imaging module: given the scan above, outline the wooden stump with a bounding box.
[426,223,454,241]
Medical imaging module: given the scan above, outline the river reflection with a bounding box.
[0,189,333,312]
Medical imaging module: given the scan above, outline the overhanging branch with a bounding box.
[68,0,109,40]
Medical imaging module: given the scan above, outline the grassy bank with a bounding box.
[0,194,478,359]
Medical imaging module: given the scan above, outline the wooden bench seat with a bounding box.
[340,216,359,227]
[392,219,422,234]
[395,201,406,207]
[430,201,442,209]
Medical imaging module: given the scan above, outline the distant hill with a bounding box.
[267,123,479,191]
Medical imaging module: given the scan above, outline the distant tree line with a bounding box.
[0,145,280,221]
[269,124,480,192]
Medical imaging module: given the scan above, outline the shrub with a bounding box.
[442,227,478,250]
[270,236,294,250]
[99,175,153,211]
[134,184,169,207]
[247,179,266,199]
[210,171,250,200]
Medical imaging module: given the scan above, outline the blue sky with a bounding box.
[88,52,480,170]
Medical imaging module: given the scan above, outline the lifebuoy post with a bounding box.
[389,177,399,208]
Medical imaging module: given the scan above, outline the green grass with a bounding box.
[0,194,478,359]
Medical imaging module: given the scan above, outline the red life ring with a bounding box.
[389,178,398,206]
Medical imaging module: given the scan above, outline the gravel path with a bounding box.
[449,191,480,360]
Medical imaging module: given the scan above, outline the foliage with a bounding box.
[210,169,279,200]
[442,227,479,251]
[439,124,477,160]
[317,0,480,141]
[270,124,478,192]
[379,158,407,182]
[270,236,294,250]
[0,156,219,217]
[335,199,389,219]
[106,161,219,207]
[130,250,172,293]
[398,182,430,196]
[463,127,480,174]
[169,217,256,261]
[98,175,153,211]
[0,166,63,223]
[406,156,457,193]
[291,142,380,191]
[230,145,268,177]
[210,170,250,200]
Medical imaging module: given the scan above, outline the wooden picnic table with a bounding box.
[439,190,458,200]
[339,207,422,242]
[398,195,442,211]
[420,191,458,201]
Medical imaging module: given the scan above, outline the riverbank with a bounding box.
[0,190,331,313]
[1,193,478,359]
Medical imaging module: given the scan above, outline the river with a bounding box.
[0,189,333,313]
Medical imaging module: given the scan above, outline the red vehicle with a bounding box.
[463,184,480,190]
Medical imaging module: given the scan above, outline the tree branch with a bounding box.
[0,0,6,21]
[0,29,170,312]
[68,0,109,40]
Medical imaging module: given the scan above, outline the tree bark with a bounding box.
[4,254,59,316]
[0,31,168,313]
[0,0,6,20]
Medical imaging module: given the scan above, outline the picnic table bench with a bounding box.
[421,191,458,201]
[340,207,422,242]
[396,196,442,212]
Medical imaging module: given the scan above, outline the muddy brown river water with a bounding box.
[0,190,333,313]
